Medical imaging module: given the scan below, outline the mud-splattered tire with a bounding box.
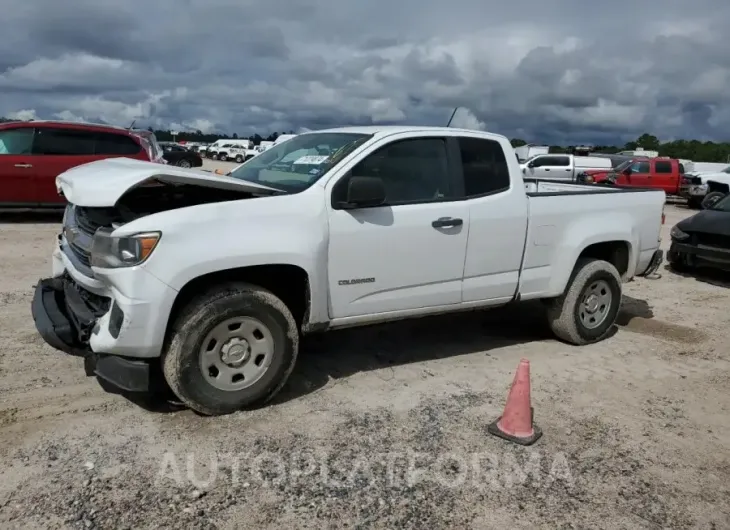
[162,282,299,416]
[546,258,622,345]
[701,191,725,210]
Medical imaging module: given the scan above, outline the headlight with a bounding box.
[584,175,594,183]
[90,228,161,268]
[670,225,689,241]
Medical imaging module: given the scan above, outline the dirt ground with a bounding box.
[1,201,729,529]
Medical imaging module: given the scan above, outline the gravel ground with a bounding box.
[1,198,729,529]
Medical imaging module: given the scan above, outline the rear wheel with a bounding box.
[218,153,227,161]
[235,155,243,163]
[546,258,622,345]
[177,159,192,168]
[162,283,299,416]
[701,191,725,209]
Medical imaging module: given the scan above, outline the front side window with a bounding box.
[0,128,34,155]
[631,161,650,173]
[33,128,95,155]
[228,132,371,193]
[339,138,451,204]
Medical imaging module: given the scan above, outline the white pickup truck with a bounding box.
[521,153,612,181]
[31,126,666,416]
[680,166,730,209]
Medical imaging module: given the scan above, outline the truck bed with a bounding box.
[523,178,658,196]
[518,178,666,299]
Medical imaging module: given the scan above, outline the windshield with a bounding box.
[711,194,730,212]
[614,160,632,172]
[227,132,371,193]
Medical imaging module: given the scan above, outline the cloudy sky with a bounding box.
[0,0,728,144]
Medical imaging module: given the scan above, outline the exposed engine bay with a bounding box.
[73,180,258,229]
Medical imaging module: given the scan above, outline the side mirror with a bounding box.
[522,167,526,174]
[339,176,386,209]
[623,167,632,174]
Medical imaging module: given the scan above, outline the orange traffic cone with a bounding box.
[488,359,542,445]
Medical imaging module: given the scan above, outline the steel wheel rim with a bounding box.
[199,316,275,391]
[579,279,612,330]
[178,160,191,168]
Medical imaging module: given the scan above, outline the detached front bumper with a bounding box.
[31,275,158,393]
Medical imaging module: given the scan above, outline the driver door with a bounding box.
[626,160,651,187]
[325,136,469,319]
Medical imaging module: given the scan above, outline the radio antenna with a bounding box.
[446,107,460,127]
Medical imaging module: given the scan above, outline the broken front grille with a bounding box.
[692,232,730,249]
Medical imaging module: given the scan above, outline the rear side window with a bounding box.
[95,132,141,155]
[33,128,96,155]
[679,163,685,174]
[654,160,672,173]
[457,137,510,196]
[0,128,34,155]
[552,156,570,167]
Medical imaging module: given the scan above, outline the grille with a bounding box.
[693,232,730,249]
[75,207,112,236]
[68,239,91,267]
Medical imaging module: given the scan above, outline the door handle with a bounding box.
[432,217,463,228]
[544,168,550,171]
[14,163,32,168]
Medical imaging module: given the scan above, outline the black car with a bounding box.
[159,142,203,168]
[668,193,730,272]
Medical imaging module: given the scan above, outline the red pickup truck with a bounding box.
[581,158,685,195]
[0,120,165,207]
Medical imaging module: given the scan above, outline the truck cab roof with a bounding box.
[307,125,509,142]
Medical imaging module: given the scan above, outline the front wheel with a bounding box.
[545,258,622,345]
[162,283,299,416]
[235,155,243,163]
[177,159,192,168]
[687,197,702,209]
[701,191,725,209]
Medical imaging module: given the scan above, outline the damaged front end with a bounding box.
[32,164,272,394]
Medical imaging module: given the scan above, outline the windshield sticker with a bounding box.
[293,155,329,165]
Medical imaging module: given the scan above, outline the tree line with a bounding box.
[146,128,296,145]
[510,133,730,163]
[2,117,728,162]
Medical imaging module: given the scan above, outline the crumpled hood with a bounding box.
[694,172,730,184]
[678,209,730,237]
[56,157,281,207]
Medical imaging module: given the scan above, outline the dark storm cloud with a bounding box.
[1,0,729,143]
